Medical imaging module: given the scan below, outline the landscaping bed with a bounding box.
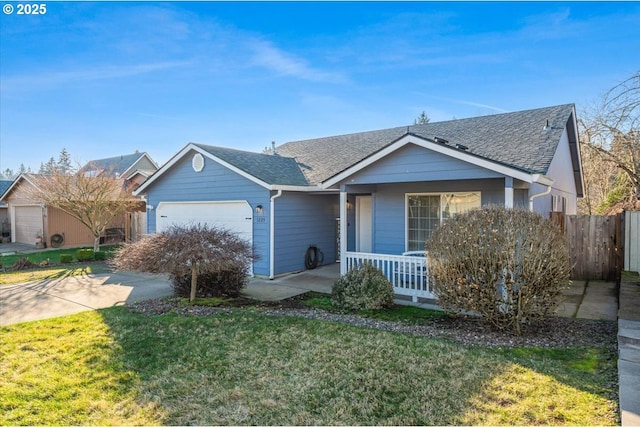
[129,294,618,350]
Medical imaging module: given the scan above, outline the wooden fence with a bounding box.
[551,212,624,281]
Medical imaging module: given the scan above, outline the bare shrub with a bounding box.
[426,206,571,335]
[332,262,394,310]
[110,223,253,301]
[171,266,248,298]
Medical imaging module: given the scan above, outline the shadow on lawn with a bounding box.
[98,299,619,426]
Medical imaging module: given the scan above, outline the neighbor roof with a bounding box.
[0,180,13,207]
[81,152,156,178]
[276,104,576,185]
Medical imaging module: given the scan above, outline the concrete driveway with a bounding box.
[0,271,173,326]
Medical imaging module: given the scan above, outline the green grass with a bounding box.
[302,292,447,323]
[0,307,618,426]
[622,270,640,285]
[0,245,118,268]
[0,265,110,285]
[0,246,117,285]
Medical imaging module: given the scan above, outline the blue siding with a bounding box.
[347,144,503,184]
[143,151,271,276]
[345,179,509,255]
[274,192,339,275]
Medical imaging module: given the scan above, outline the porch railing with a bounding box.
[344,251,434,301]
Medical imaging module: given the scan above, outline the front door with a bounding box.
[356,195,372,252]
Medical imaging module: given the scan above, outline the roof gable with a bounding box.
[134,143,311,195]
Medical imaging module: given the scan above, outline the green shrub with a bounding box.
[171,265,248,298]
[332,262,394,310]
[426,206,571,335]
[59,254,73,264]
[76,249,95,262]
[94,251,107,261]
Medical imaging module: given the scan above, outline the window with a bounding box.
[406,192,481,251]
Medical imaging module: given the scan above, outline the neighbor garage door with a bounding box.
[14,205,43,244]
[156,201,253,245]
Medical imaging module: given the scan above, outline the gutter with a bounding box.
[529,183,552,211]
[269,189,283,279]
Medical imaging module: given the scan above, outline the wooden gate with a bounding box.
[625,211,640,272]
[551,212,624,281]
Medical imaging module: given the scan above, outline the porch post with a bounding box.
[504,176,514,209]
[340,187,347,275]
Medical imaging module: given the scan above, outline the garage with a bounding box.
[156,201,253,245]
[14,205,43,244]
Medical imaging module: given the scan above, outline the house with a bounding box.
[0,152,158,247]
[134,104,583,299]
[0,180,12,241]
[80,151,158,191]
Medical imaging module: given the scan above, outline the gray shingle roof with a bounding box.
[194,143,309,186]
[0,180,12,196]
[276,104,576,185]
[82,152,148,177]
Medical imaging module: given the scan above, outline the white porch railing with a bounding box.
[344,251,434,301]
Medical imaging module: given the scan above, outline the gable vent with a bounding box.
[192,153,205,172]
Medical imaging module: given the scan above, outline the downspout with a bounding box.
[269,189,283,279]
[529,184,552,211]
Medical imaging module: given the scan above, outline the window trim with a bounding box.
[405,192,481,252]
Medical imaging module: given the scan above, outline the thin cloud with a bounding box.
[2,61,192,92]
[247,39,347,84]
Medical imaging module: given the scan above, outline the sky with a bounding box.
[1,1,639,174]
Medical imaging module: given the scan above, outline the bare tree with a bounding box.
[110,224,254,301]
[577,139,618,214]
[581,71,640,205]
[24,170,141,251]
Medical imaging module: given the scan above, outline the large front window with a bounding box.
[406,192,481,251]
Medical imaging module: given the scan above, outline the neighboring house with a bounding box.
[0,180,12,240]
[134,104,583,300]
[80,151,159,191]
[0,153,158,246]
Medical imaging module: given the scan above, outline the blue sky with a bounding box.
[1,1,639,173]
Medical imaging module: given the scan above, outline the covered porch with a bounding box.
[335,177,545,302]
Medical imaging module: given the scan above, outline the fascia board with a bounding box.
[322,134,543,188]
[270,184,332,192]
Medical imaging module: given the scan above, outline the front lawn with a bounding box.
[0,246,116,285]
[0,306,618,426]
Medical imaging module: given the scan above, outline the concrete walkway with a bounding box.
[0,271,173,327]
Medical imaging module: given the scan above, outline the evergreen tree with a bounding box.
[1,168,15,180]
[414,111,430,125]
[39,157,58,175]
[57,148,73,174]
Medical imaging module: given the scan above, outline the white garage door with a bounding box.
[14,205,43,244]
[156,201,253,245]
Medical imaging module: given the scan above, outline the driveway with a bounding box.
[0,271,173,326]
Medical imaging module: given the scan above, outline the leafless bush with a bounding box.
[426,206,571,335]
[110,223,253,301]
